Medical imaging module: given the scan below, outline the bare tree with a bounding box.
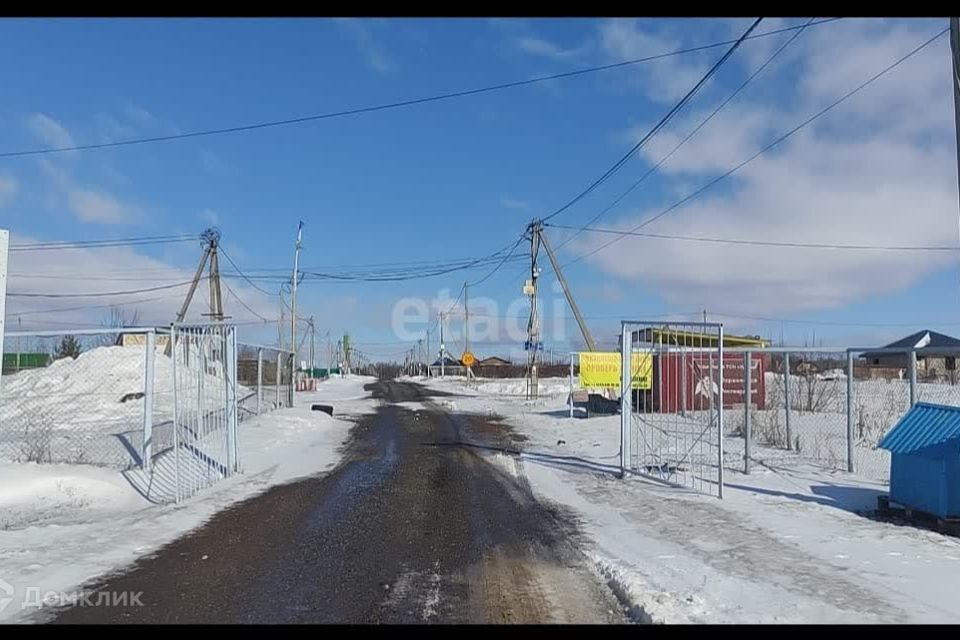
[98,305,141,347]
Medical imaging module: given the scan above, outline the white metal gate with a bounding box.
[170,323,239,502]
[621,321,725,498]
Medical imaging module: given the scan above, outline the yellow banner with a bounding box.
[578,352,652,389]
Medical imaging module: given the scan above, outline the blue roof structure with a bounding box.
[879,403,960,455]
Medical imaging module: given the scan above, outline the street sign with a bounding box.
[461,351,475,367]
[524,341,543,351]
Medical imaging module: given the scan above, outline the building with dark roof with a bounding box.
[859,330,960,382]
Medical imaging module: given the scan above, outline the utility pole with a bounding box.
[951,18,960,228]
[526,222,541,399]
[309,317,316,376]
[417,338,423,376]
[464,281,470,354]
[426,327,431,377]
[291,221,303,367]
[439,311,445,377]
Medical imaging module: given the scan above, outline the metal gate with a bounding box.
[170,323,240,502]
[620,321,725,498]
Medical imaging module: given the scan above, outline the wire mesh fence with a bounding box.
[0,329,165,468]
[621,321,725,498]
[237,343,294,421]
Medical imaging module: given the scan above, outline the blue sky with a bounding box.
[1,17,958,361]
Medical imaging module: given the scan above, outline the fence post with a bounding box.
[276,351,282,408]
[620,324,632,477]
[909,349,917,407]
[847,350,854,473]
[289,353,295,408]
[784,352,792,450]
[569,353,574,419]
[142,331,155,470]
[744,351,751,475]
[172,327,181,504]
[225,327,238,473]
[717,324,725,499]
[256,348,263,415]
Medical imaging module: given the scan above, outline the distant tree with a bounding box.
[98,305,141,347]
[54,335,82,360]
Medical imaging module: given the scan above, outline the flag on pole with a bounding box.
[296,220,304,246]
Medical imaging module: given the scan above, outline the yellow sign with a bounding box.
[461,351,476,367]
[579,352,652,389]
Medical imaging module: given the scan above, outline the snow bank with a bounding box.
[0,375,377,623]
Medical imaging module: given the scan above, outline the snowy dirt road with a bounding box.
[44,381,627,624]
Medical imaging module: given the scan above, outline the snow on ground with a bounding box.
[423,375,960,623]
[0,375,377,623]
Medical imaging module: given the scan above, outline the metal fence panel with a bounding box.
[621,321,724,498]
[0,329,162,468]
[237,343,294,420]
[168,323,239,502]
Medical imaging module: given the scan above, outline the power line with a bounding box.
[5,295,180,317]
[0,20,841,161]
[218,246,279,296]
[564,26,950,268]
[540,17,764,224]
[9,234,199,252]
[8,280,193,298]
[221,278,276,323]
[546,222,960,252]
[556,17,814,250]
[466,233,528,288]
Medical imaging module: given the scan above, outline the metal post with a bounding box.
[784,352,792,450]
[718,324,725,499]
[142,331,155,469]
[256,348,263,415]
[289,353,295,407]
[620,324,632,477]
[950,18,960,223]
[909,349,917,407]
[226,327,238,473]
[744,351,752,475]
[276,351,282,409]
[439,311,445,377]
[291,222,302,372]
[172,327,181,504]
[569,352,575,419]
[847,350,854,473]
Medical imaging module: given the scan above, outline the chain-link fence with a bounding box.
[237,343,294,421]
[718,346,960,483]
[0,328,167,468]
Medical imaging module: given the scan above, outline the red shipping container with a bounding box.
[652,353,766,412]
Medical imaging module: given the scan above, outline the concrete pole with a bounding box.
[784,352,792,450]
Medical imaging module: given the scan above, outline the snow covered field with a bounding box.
[0,375,376,623]
[421,375,960,623]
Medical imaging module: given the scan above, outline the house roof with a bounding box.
[878,403,960,454]
[634,328,770,348]
[431,355,461,366]
[861,330,960,360]
[477,356,511,365]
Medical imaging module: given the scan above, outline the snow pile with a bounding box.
[0,346,250,467]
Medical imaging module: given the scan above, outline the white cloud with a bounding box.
[515,36,590,61]
[334,18,397,73]
[67,188,135,224]
[597,19,710,104]
[199,208,220,226]
[26,113,76,150]
[0,175,17,208]
[569,19,959,316]
[501,197,531,211]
